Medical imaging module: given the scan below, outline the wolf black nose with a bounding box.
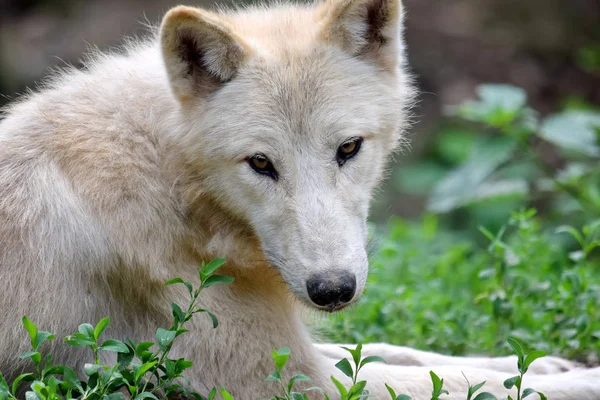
[306,271,356,309]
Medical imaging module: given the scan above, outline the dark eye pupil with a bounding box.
[248,154,278,181]
[253,156,268,169]
[337,137,362,166]
[342,142,355,153]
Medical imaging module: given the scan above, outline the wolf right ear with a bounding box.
[320,0,405,73]
[160,6,252,103]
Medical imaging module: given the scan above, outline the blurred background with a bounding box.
[1,0,599,231]
[2,0,600,362]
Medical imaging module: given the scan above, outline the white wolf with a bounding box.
[0,0,598,398]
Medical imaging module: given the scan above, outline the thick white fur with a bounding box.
[0,0,598,399]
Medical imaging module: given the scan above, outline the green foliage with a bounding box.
[428,371,448,400]
[2,260,233,400]
[503,337,547,400]
[577,45,600,73]
[429,85,600,216]
[462,373,493,400]
[322,84,600,363]
[321,210,600,361]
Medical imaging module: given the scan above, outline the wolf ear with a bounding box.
[320,0,405,72]
[160,6,251,102]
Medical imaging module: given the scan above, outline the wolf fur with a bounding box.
[0,0,598,398]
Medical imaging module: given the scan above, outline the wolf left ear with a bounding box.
[160,6,252,103]
[320,0,405,72]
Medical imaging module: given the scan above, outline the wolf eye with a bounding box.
[336,137,363,166]
[248,154,278,181]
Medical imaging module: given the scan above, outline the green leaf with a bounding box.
[64,333,95,347]
[477,84,528,113]
[427,138,516,213]
[451,84,529,129]
[537,392,547,400]
[347,380,367,398]
[155,328,176,351]
[555,226,584,247]
[202,275,235,289]
[503,376,519,390]
[539,111,600,156]
[335,358,354,379]
[384,385,409,400]
[135,361,157,382]
[208,388,217,400]
[175,329,189,337]
[470,381,486,396]
[385,384,396,399]
[206,311,219,329]
[343,344,363,368]
[19,352,41,366]
[117,344,135,366]
[84,363,103,376]
[429,371,442,394]
[522,389,537,398]
[78,323,95,339]
[0,373,7,391]
[25,392,40,400]
[63,367,83,393]
[220,388,235,400]
[330,376,348,398]
[134,393,159,400]
[135,342,154,357]
[523,350,547,372]
[99,339,129,353]
[473,393,498,400]
[288,374,311,392]
[11,374,34,396]
[171,303,185,325]
[164,278,194,297]
[176,359,193,373]
[507,337,524,360]
[34,331,55,351]
[105,393,127,400]
[22,316,38,350]
[272,347,290,371]
[203,258,227,276]
[42,365,64,376]
[264,370,281,382]
[359,356,386,370]
[94,317,110,340]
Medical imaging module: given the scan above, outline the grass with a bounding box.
[319,210,600,364]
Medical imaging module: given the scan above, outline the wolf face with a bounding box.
[160,0,413,311]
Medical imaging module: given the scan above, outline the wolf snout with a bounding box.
[306,271,356,311]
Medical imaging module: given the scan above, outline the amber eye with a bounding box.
[336,137,363,166]
[248,154,278,181]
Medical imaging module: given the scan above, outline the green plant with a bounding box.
[265,347,312,400]
[0,259,233,400]
[0,263,557,400]
[428,371,448,400]
[462,373,493,400]
[331,344,391,400]
[427,84,600,217]
[502,338,547,400]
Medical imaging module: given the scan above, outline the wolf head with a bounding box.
[160,0,414,311]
